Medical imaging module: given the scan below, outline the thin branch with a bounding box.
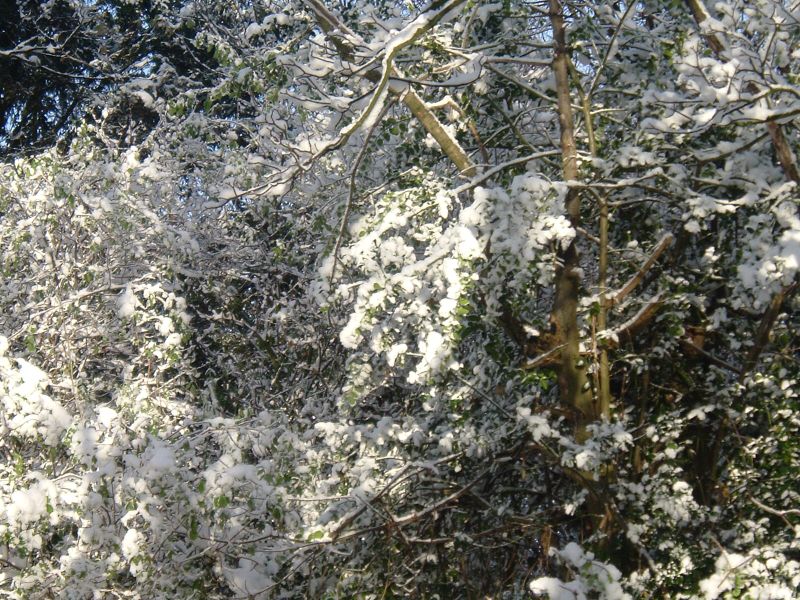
[679,338,740,373]
[329,452,464,541]
[521,343,565,370]
[453,373,516,419]
[329,465,416,541]
[588,1,637,98]
[484,55,551,67]
[452,150,561,194]
[685,0,800,184]
[750,497,800,518]
[484,63,554,103]
[394,469,488,526]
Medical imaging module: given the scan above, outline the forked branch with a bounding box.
[304,0,476,176]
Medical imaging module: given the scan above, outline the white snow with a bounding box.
[117,285,138,318]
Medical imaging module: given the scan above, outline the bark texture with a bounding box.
[548,0,596,432]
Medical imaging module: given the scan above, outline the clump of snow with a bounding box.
[530,543,631,599]
[1,357,72,445]
[117,284,138,318]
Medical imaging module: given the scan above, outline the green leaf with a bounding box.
[189,516,198,540]
[306,529,325,541]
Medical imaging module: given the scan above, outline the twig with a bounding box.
[329,452,464,541]
[588,1,637,98]
[329,465,415,541]
[685,0,800,184]
[453,373,516,419]
[750,497,800,519]
[394,469,488,526]
[679,338,739,373]
[452,150,561,194]
[521,343,565,370]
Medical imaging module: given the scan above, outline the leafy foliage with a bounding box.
[1,0,799,598]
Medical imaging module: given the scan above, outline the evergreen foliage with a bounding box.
[0,0,798,597]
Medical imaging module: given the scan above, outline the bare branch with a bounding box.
[679,338,740,373]
[394,469,488,526]
[608,234,674,309]
[603,293,666,348]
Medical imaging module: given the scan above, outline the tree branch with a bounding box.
[329,100,395,283]
[304,0,476,176]
[603,293,666,348]
[685,0,800,184]
[607,234,674,309]
[739,282,798,381]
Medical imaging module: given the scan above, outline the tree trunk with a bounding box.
[548,0,597,435]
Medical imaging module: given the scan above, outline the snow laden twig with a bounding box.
[393,468,490,526]
[305,0,476,176]
[329,100,395,283]
[686,0,800,183]
[329,452,465,542]
[750,497,800,521]
[602,293,666,349]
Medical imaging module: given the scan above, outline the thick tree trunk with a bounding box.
[548,0,597,434]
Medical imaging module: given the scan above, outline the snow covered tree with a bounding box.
[1,0,798,597]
